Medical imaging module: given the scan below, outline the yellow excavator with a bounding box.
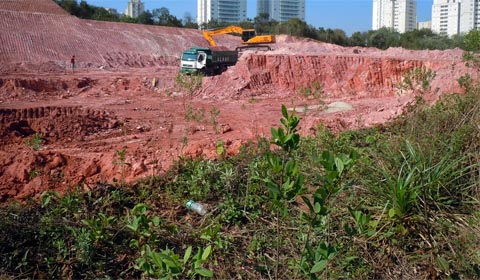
[202,25,275,51]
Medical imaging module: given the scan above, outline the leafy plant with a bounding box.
[297,81,324,100]
[24,132,43,151]
[260,104,304,278]
[210,106,220,134]
[81,213,117,243]
[397,66,437,98]
[113,146,130,182]
[185,103,205,122]
[126,203,160,244]
[28,168,41,180]
[299,150,358,278]
[136,245,213,279]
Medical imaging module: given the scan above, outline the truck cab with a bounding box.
[180,49,208,74]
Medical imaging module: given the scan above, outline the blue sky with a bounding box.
[85,0,433,35]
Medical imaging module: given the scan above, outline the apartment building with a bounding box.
[459,0,480,33]
[257,0,305,22]
[197,0,247,26]
[372,0,417,33]
[431,0,460,36]
[432,0,480,36]
[125,0,144,18]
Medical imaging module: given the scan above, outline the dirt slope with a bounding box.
[0,0,475,202]
[0,0,238,72]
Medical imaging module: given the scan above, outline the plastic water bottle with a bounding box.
[186,200,207,216]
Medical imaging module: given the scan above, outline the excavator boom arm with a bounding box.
[202,25,251,47]
[202,25,275,49]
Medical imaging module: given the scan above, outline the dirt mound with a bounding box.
[198,43,475,100]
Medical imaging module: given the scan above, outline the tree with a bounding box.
[329,29,348,46]
[91,8,119,22]
[349,31,368,47]
[119,15,137,24]
[238,19,254,29]
[137,11,154,25]
[275,18,309,37]
[183,13,198,29]
[368,28,400,49]
[77,0,94,19]
[463,29,480,51]
[55,0,79,15]
[254,13,277,35]
[152,7,182,27]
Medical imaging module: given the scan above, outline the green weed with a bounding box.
[24,132,42,151]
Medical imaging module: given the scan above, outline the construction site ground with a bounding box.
[0,0,476,202]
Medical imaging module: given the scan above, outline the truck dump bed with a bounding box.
[210,50,238,67]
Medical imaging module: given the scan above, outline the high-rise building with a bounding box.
[257,0,305,22]
[431,0,460,36]
[431,0,480,36]
[459,0,480,33]
[197,0,247,26]
[125,0,144,18]
[372,0,417,33]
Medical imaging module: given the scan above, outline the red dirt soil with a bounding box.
[0,0,477,202]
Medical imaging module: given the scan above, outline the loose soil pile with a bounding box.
[0,0,476,201]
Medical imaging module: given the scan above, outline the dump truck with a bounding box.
[180,47,238,75]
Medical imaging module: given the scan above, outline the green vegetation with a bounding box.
[24,132,43,151]
[1,79,479,278]
[297,81,324,100]
[54,0,192,27]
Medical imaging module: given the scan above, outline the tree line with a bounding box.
[56,0,480,51]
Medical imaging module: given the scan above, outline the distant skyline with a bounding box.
[85,0,434,35]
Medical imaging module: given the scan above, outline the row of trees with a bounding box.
[55,0,480,51]
[54,0,196,27]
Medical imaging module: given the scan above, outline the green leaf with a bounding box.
[160,253,180,270]
[388,208,396,218]
[150,251,164,268]
[126,217,139,232]
[195,267,214,277]
[281,104,288,119]
[201,245,212,261]
[334,157,344,175]
[183,246,192,264]
[310,260,328,274]
[216,141,225,156]
[129,239,139,249]
[152,216,160,227]
[301,195,314,213]
[265,180,281,199]
[271,127,278,139]
[436,256,450,271]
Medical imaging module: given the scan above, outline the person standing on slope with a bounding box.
[70,55,75,72]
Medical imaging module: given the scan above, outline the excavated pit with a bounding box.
[0,0,477,201]
[0,106,119,139]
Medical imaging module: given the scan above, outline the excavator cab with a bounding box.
[241,30,256,43]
